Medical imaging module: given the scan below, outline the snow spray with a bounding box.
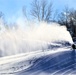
[0,21,73,57]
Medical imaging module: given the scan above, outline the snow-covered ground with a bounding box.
[0,22,75,75]
[0,45,72,75]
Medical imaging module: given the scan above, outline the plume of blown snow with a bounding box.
[0,20,73,57]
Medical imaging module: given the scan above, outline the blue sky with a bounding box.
[0,0,76,23]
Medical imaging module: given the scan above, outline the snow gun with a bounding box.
[72,37,76,49]
[72,44,76,49]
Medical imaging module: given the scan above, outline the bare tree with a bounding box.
[57,7,70,26]
[0,11,4,19]
[30,0,53,22]
[0,11,9,30]
[69,9,76,38]
[0,11,6,29]
[57,7,76,38]
[22,6,29,20]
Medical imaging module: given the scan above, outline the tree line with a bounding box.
[0,0,76,39]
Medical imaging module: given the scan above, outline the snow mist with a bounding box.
[0,21,73,57]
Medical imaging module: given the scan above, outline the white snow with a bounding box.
[0,22,73,75]
[0,22,73,57]
[0,47,71,74]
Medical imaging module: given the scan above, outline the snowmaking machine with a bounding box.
[72,37,76,49]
